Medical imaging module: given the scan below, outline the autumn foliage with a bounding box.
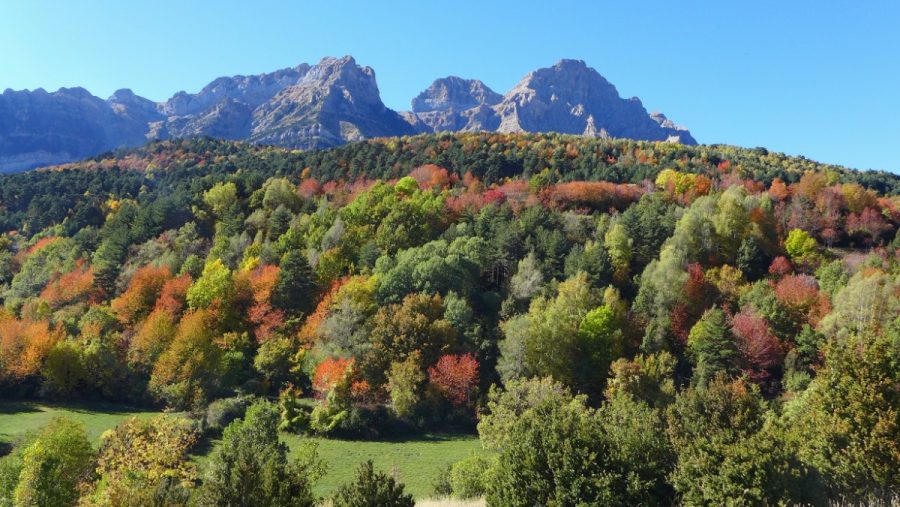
[410,164,452,190]
[428,353,479,407]
[731,308,784,388]
[541,181,644,211]
[154,273,192,317]
[112,266,172,324]
[773,275,831,327]
[312,357,355,396]
[0,316,63,380]
[243,264,285,342]
[39,260,98,308]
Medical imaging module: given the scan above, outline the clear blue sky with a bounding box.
[1,0,897,173]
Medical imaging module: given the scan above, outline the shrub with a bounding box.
[278,385,310,433]
[204,395,252,434]
[449,454,492,499]
[333,406,407,439]
[332,460,415,507]
[83,415,198,506]
[430,464,453,497]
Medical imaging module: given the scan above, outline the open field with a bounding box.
[195,431,484,499]
[295,434,483,498]
[0,401,161,445]
[0,401,482,500]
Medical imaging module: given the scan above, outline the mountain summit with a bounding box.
[404,59,694,144]
[0,57,695,172]
[249,56,415,148]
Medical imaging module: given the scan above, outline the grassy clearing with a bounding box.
[0,402,483,500]
[193,432,483,499]
[0,401,160,445]
[415,499,485,507]
[291,433,483,499]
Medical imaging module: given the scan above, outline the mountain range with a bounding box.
[0,56,695,173]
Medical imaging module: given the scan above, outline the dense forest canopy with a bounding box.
[0,133,898,505]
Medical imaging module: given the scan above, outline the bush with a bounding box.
[331,406,412,440]
[430,464,453,497]
[332,460,414,507]
[82,415,199,506]
[204,395,252,434]
[449,454,492,499]
[278,386,310,433]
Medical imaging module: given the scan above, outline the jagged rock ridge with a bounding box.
[405,59,695,145]
[0,57,695,173]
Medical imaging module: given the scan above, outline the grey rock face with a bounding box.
[406,77,503,133]
[154,64,310,141]
[0,87,148,173]
[249,56,415,149]
[0,57,696,172]
[159,64,310,117]
[412,77,502,113]
[403,60,695,145]
[491,59,696,144]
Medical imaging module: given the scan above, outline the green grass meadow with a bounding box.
[0,401,160,445]
[295,434,483,498]
[0,401,482,499]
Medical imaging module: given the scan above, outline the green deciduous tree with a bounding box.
[819,269,898,339]
[519,272,601,390]
[387,351,425,419]
[186,259,233,310]
[784,228,819,266]
[10,418,94,507]
[576,304,624,394]
[203,182,239,217]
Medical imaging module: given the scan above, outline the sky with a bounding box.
[1,0,898,173]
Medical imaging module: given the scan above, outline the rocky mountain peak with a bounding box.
[508,58,619,108]
[489,59,695,144]
[249,56,413,149]
[0,56,697,173]
[107,89,160,114]
[160,63,310,117]
[411,77,502,113]
[305,56,369,80]
[290,56,382,109]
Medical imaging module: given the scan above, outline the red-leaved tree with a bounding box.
[428,353,479,408]
[731,308,784,391]
[773,274,831,327]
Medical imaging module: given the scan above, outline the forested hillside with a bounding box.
[0,133,898,505]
